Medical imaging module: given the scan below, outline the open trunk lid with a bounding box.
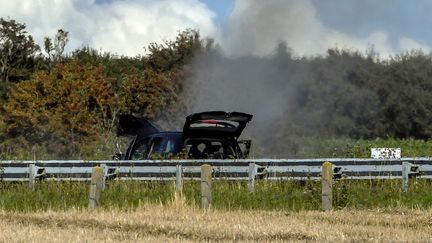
[183,111,252,139]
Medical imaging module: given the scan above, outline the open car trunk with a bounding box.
[183,111,253,140]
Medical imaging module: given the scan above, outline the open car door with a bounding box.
[117,114,160,137]
[183,111,253,140]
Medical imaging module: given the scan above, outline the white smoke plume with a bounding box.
[222,0,429,57]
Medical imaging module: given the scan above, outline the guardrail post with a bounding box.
[176,164,183,192]
[402,162,410,192]
[28,163,36,189]
[248,163,257,193]
[88,166,104,209]
[321,161,333,211]
[201,164,212,211]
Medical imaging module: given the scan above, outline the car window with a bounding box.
[131,138,151,160]
[185,139,237,159]
[203,141,224,159]
[148,137,164,159]
[165,139,174,153]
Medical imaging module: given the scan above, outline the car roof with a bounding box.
[134,131,182,141]
[149,131,182,137]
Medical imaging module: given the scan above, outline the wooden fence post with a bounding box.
[402,162,409,193]
[176,164,183,192]
[88,166,104,209]
[201,164,212,210]
[248,163,257,193]
[28,163,36,190]
[321,161,333,211]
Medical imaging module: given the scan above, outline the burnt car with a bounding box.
[115,111,253,160]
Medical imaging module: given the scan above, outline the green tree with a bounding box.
[0,18,39,98]
[44,29,69,70]
[147,29,202,71]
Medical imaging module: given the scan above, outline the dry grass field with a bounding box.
[1,198,432,243]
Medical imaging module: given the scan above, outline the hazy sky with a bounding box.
[1,0,430,57]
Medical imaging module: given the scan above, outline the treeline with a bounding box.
[0,18,203,159]
[269,46,432,156]
[190,43,432,157]
[2,18,432,159]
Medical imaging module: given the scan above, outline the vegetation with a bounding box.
[2,204,432,242]
[270,137,432,158]
[1,179,432,212]
[0,18,200,159]
[2,18,432,159]
[265,48,432,157]
[0,18,40,97]
[1,16,431,243]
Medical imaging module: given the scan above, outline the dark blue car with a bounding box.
[116,111,253,160]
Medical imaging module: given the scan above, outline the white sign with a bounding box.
[371,148,401,159]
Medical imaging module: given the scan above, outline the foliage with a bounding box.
[43,29,69,71]
[147,29,202,71]
[1,179,432,212]
[1,60,116,158]
[266,137,432,158]
[260,49,432,157]
[0,21,202,159]
[0,18,40,99]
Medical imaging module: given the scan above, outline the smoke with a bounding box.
[224,0,381,56]
[185,1,341,156]
[186,46,300,156]
[222,0,430,57]
[186,0,429,157]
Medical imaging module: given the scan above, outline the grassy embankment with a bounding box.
[1,179,432,212]
[1,138,432,212]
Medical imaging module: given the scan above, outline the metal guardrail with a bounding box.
[0,158,429,182]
